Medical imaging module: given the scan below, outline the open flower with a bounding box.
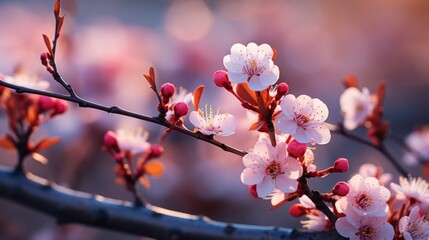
[165,87,193,121]
[340,87,376,130]
[335,209,394,240]
[189,105,236,136]
[2,73,49,90]
[390,177,429,204]
[358,163,392,186]
[277,94,331,145]
[298,195,329,231]
[403,126,429,166]
[399,206,429,240]
[336,174,391,217]
[223,42,279,91]
[240,140,303,197]
[115,128,150,154]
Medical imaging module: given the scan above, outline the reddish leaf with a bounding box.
[32,137,61,152]
[260,89,270,106]
[0,136,16,152]
[149,67,155,82]
[343,75,358,88]
[236,83,258,106]
[42,34,54,57]
[193,85,205,110]
[26,105,38,125]
[143,67,156,88]
[249,121,265,131]
[57,16,65,36]
[54,0,61,19]
[272,47,277,61]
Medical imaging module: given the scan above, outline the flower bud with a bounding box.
[113,153,123,163]
[160,83,175,99]
[40,52,49,66]
[173,102,189,119]
[289,203,306,217]
[248,184,258,198]
[213,70,232,89]
[333,158,349,173]
[287,140,307,158]
[104,131,118,149]
[332,181,350,196]
[149,144,164,158]
[53,100,68,115]
[38,96,55,112]
[276,82,289,99]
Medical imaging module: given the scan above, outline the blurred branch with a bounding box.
[0,80,247,158]
[0,167,343,240]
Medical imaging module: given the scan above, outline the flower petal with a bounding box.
[240,167,264,185]
[275,174,298,193]
[257,177,275,197]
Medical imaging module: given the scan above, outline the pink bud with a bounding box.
[289,204,306,217]
[173,102,189,119]
[149,144,164,158]
[276,83,289,98]
[38,96,55,112]
[40,52,49,66]
[53,100,68,115]
[333,158,349,173]
[160,83,175,99]
[248,184,258,198]
[213,70,231,88]
[287,140,307,158]
[104,131,118,149]
[113,153,123,163]
[332,181,350,196]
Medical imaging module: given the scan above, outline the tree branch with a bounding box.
[0,167,343,239]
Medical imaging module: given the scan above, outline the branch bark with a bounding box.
[0,167,344,240]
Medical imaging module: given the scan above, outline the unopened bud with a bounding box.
[213,70,232,90]
[38,96,55,112]
[149,144,164,158]
[173,102,189,119]
[113,153,123,163]
[333,158,349,173]
[160,83,175,99]
[104,131,118,149]
[53,100,68,115]
[40,52,50,66]
[287,140,307,158]
[289,203,306,217]
[332,181,350,196]
[248,184,258,198]
[276,83,289,99]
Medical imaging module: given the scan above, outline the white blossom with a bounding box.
[189,105,236,136]
[399,206,429,240]
[339,87,375,130]
[115,128,150,154]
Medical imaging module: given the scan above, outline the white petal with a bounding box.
[240,167,264,185]
[306,125,331,145]
[243,153,265,167]
[276,175,298,193]
[246,42,259,59]
[295,95,313,116]
[217,114,237,136]
[248,75,269,91]
[227,71,247,84]
[256,43,274,62]
[279,94,298,119]
[277,116,298,135]
[311,98,329,122]
[398,216,409,234]
[292,127,311,144]
[283,158,303,179]
[257,177,275,197]
[335,217,356,238]
[189,111,202,129]
[259,65,279,86]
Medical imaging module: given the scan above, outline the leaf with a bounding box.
[149,67,155,82]
[236,83,258,106]
[32,152,48,165]
[54,0,61,19]
[32,137,61,152]
[42,34,54,57]
[260,89,270,106]
[143,67,156,88]
[139,176,151,188]
[249,121,265,131]
[144,160,164,177]
[193,85,205,110]
[57,16,65,36]
[0,136,16,152]
[271,47,277,61]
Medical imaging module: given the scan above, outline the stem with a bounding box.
[256,91,276,147]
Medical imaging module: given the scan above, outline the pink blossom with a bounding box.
[358,163,392,186]
[189,105,236,136]
[403,126,429,166]
[277,94,331,145]
[298,195,329,231]
[390,177,429,204]
[399,206,429,240]
[115,128,150,154]
[223,42,279,91]
[339,87,376,130]
[240,141,302,197]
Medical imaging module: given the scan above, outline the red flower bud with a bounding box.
[276,82,289,99]
[248,184,258,198]
[53,100,68,115]
[173,102,189,119]
[160,83,175,99]
[113,153,123,163]
[289,203,306,217]
[104,131,118,149]
[287,140,307,158]
[38,96,55,112]
[149,144,164,158]
[40,52,49,66]
[213,70,232,89]
[333,158,349,173]
[332,181,350,196]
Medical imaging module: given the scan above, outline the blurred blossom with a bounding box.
[403,126,429,166]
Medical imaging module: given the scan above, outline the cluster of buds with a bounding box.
[40,52,55,74]
[103,128,165,202]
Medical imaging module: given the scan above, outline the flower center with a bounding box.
[355,193,373,209]
[356,225,374,239]
[243,59,265,78]
[265,162,282,177]
[295,114,311,127]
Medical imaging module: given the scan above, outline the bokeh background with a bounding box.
[1,0,429,239]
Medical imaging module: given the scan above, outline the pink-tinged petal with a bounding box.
[376,222,394,240]
[299,195,315,208]
[277,116,298,134]
[279,94,297,119]
[243,153,265,167]
[311,98,329,122]
[335,197,348,214]
[189,111,203,129]
[349,174,365,192]
[256,43,274,62]
[259,65,279,86]
[335,217,356,238]
[248,75,268,91]
[398,216,409,234]
[275,175,298,193]
[340,88,361,112]
[253,141,271,160]
[292,127,311,144]
[257,177,275,197]
[306,125,331,145]
[230,43,247,62]
[217,114,237,136]
[223,55,241,73]
[270,190,286,206]
[241,167,264,185]
[227,71,247,84]
[275,142,288,161]
[295,95,313,116]
[408,205,420,222]
[344,118,359,131]
[246,42,259,58]
[403,232,412,240]
[283,158,303,179]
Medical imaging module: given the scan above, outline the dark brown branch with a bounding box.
[0,167,344,240]
[0,80,247,158]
